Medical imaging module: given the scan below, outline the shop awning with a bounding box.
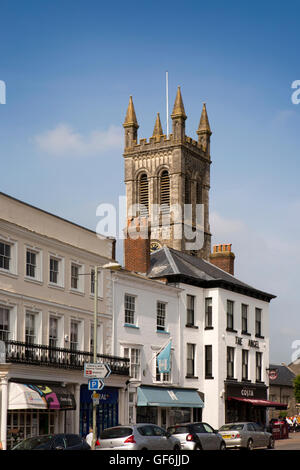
[8,383,76,411]
[8,383,47,410]
[137,386,204,408]
[228,396,288,409]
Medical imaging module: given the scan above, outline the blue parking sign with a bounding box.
[88,378,104,391]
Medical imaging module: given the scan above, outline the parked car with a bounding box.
[167,422,226,450]
[96,424,181,450]
[11,434,91,450]
[218,422,274,450]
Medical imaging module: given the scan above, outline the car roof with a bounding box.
[220,422,249,426]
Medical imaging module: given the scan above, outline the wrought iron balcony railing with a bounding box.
[4,340,130,376]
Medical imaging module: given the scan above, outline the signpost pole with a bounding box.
[92,266,98,450]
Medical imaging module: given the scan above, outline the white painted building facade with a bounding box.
[112,269,205,429]
[0,192,129,449]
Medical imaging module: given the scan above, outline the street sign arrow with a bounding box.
[84,362,111,379]
[88,379,105,391]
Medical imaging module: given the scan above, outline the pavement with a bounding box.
[273,432,300,450]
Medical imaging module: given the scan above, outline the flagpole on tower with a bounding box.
[166,71,169,138]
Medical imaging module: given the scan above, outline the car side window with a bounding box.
[253,423,263,432]
[193,424,206,433]
[202,423,214,433]
[52,435,66,449]
[247,424,255,432]
[153,426,165,436]
[66,434,82,447]
[138,425,154,437]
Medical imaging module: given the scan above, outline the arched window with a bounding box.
[139,173,149,216]
[160,170,170,212]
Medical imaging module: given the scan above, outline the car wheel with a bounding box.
[246,439,254,451]
[141,448,148,451]
[220,441,226,450]
[173,445,180,451]
[267,437,274,449]
[195,443,202,450]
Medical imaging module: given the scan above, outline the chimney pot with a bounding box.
[209,243,235,275]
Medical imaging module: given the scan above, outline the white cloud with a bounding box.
[34,124,123,157]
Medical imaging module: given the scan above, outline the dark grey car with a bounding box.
[167,422,226,450]
[218,422,274,450]
[11,434,91,450]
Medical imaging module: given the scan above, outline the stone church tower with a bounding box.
[123,87,212,260]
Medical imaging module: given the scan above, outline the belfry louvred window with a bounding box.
[139,173,149,216]
[160,170,170,212]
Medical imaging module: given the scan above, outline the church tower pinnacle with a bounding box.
[197,103,212,155]
[171,86,186,141]
[152,113,163,138]
[123,96,139,148]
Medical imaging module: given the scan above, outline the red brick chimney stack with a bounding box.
[124,217,150,274]
[209,244,235,275]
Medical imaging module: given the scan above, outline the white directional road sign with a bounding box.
[84,363,111,379]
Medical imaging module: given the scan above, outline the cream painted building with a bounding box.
[0,192,129,449]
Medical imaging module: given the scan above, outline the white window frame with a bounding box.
[70,261,84,293]
[90,267,104,299]
[157,301,167,331]
[154,349,172,383]
[25,245,43,282]
[0,235,18,276]
[124,294,136,326]
[186,343,196,377]
[49,254,64,288]
[25,309,42,345]
[90,322,103,355]
[0,305,11,341]
[70,319,84,351]
[123,346,141,381]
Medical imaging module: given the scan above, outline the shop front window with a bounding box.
[7,411,55,449]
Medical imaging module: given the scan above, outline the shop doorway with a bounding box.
[39,413,49,435]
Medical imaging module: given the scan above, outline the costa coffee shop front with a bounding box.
[225,382,287,425]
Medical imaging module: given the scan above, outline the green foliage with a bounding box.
[294,375,300,403]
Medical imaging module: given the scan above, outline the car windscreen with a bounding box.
[219,424,245,432]
[100,427,133,439]
[12,435,54,450]
[168,426,189,435]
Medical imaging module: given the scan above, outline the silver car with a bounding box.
[218,422,274,450]
[167,422,226,450]
[96,424,181,450]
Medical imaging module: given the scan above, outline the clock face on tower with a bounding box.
[150,241,162,253]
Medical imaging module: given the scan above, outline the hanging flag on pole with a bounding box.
[157,340,172,374]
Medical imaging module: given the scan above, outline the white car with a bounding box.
[167,422,226,450]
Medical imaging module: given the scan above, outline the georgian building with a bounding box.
[0,192,129,449]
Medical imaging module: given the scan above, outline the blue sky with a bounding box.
[0,0,300,363]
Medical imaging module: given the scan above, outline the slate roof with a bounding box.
[269,364,296,387]
[148,246,276,302]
